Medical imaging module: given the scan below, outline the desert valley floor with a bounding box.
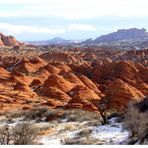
[0,35,147,144]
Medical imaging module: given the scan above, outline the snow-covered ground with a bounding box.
[91,118,129,144]
[39,117,129,145]
[0,115,129,145]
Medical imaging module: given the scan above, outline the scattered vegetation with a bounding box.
[64,125,75,131]
[123,100,148,144]
[137,97,148,112]
[61,109,101,123]
[25,106,48,120]
[76,128,92,137]
[0,122,39,145]
[97,97,109,125]
[3,110,27,119]
[61,136,103,145]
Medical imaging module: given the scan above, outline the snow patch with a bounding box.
[91,118,129,144]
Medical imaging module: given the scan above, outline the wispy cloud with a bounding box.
[0,0,148,40]
[0,0,50,4]
[0,22,65,35]
[68,23,96,31]
[0,0,148,19]
[0,12,19,17]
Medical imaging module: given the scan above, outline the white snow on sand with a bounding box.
[92,122,129,144]
[0,115,129,145]
[39,117,129,145]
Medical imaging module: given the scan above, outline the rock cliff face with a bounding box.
[0,38,4,46]
[0,46,147,113]
[83,28,148,43]
[0,33,21,46]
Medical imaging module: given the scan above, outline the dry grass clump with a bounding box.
[61,109,101,122]
[4,110,27,119]
[24,106,49,120]
[0,122,39,145]
[76,128,92,137]
[64,124,75,131]
[61,136,103,145]
[123,101,148,144]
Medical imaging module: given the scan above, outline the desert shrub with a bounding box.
[64,124,75,131]
[137,97,148,112]
[85,120,101,127]
[123,101,148,144]
[61,137,79,145]
[38,124,51,132]
[0,125,12,145]
[5,110,27,119]
[46,109,62,116]
[76,128,92,137]
[25,106,48,120]
[61,109,101,122]
[12,122,39,145]
[61,136,102,145]
[0,122,39,145]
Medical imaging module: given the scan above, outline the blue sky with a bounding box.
[0,0,148,41]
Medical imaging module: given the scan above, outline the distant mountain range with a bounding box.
[27,37,82,45]
[82,28,148,44]
[26,28,148,46]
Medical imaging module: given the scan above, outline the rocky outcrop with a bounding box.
[42,74,73,93]
[61,72,84,87]
[0,38,4,46]
[44,64,60,75]
[0,33,21,46]
[68,85,101,102]
[104,79,145,111]
[0,67,10,77]
[13,57,47,73]
[0,47,147,113]
[40,52,84,64]
[79,75,101,94]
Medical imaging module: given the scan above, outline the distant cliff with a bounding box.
[83,28,148,44]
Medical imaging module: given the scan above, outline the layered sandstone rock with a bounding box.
[44,64,60,75]
[92,60,148,93]
[0,47,147,113]
[11,70,32,85]
[79,75,100,93]
[0,33,20,46]
[0,67,10,77]
[104,79,145,111]
[0,38,4,46]
[61,72,84,87]
[66,85,101,111]
[42,74,73,92]
[40,86,72,108]
[39,52,83,64]
[14,57,47,73]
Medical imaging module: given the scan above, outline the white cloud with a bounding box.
[0,0,148,19]
[0,12,18,17]
[0,22,65,35]
[68,23,96,31]
[0,0,49,4]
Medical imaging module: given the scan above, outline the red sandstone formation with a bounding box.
[42,74,73,93]
[0,46,147,113]
[0,38,4,46]
[0,33,21,46]
[104,79,145,111]
[13,57,47,73]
